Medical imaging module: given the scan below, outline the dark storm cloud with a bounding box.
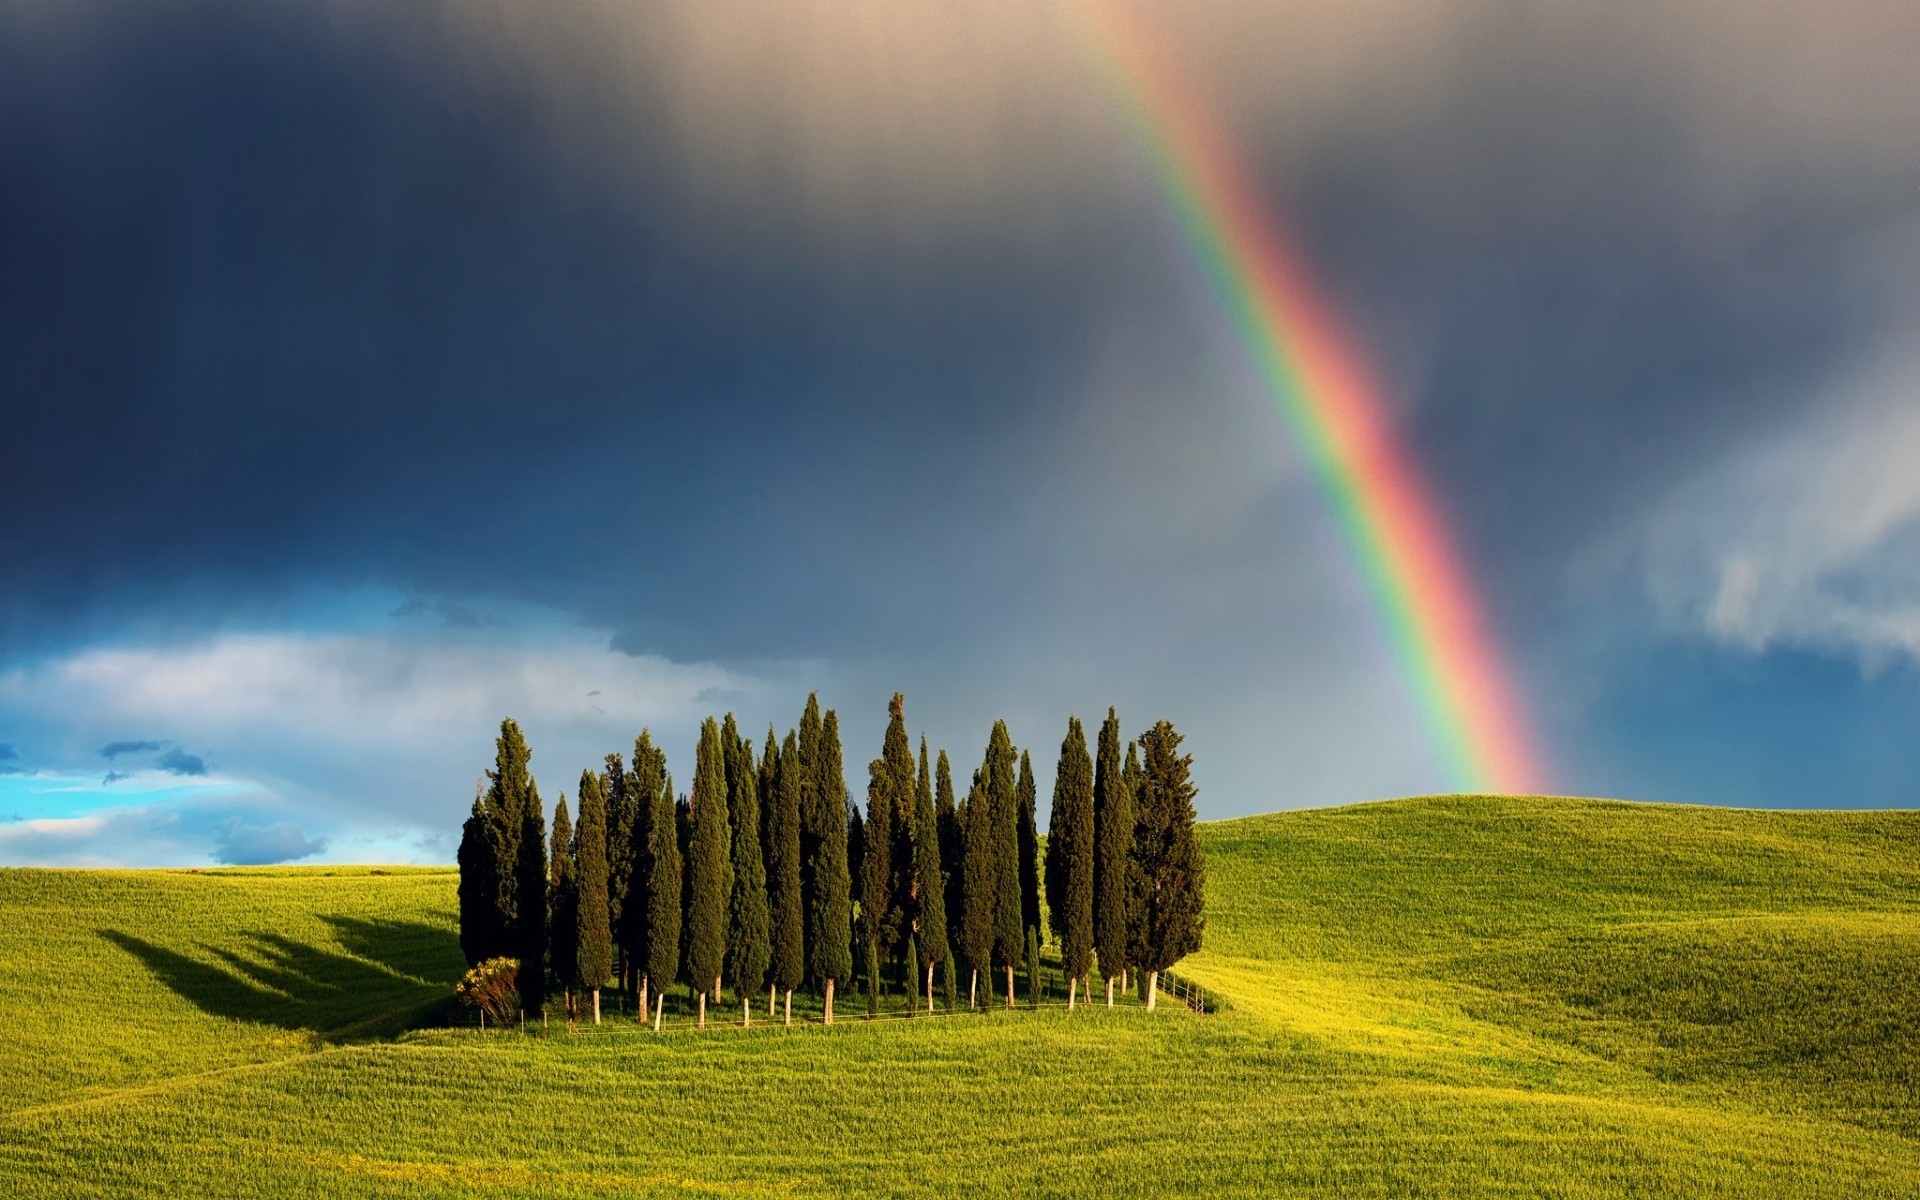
[157,749,208,777]
[99,740,164,759]
[3,0,1918,829]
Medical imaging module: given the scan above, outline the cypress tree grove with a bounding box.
[859,756,894,994]
[1130,721,1205,1009]
[644,771,682,1031]
[767,730,806,1024]
[467,718,533,963]
[686,717,733,1027]
[985,722,1022,1008]
[1044,716,1095,1008]
[1016,748,1041,942]
[603,752,634,997]
[549,795,578,1021]
[624,731,667,1019]
[1092,707,1133,1007]
[912,735,946,1009]
[809,709,853,1023]
[575,769,613,1024]
[935,749,961,961]
[958,768,993,1009]
[725,730,770,1026]
[516,779,548,1020]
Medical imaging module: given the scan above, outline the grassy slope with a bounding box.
[2,795,1917,1197]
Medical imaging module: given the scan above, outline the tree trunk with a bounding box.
[743,996,751,1028]
[784,988,792,1026]
[1004,964,1014,1008]
[714,976,722,1009]
[698,990,706,1029]
[639,976,650,1026]
[1068,976,1077,1011]
[968,968,977,1010]
[769,982,776,1020]
[592,987,602,1025]
[653,993,665,1032]
[824,977,836,1025]
[1106,976,1114,1008]
[1147,970,1158,1010]
[926,963,935,1013]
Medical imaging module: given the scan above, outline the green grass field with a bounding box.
[3,795,1917,1197]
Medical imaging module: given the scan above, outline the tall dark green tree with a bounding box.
[456,718,533,964]
[935,749,961,957]
[456,787,495,967]
[575,769,613,1024]
[1122,739,1145,995]
[881,694,917,970]
[796,694,825,989]
[602,751,635,996]
[726,731,770,1025]
[548,795,578,1020]
[1130,721,1205,1009]
[809,708,853,1023]
[623,731,667,1018]
[1092,707,1133,1006]
[686,717,733,1027]
[984,721,1023,1008]
[516,779,548,1019]
[911,735,946,1009]
[1044,716,1096,1007]
[860,755,895,993]
[1016,748,1041,941]
[766,730,806,1024]
[643,768,682,1030]
[959,767,993,1009]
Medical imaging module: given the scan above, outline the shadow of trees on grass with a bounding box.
[102,918,463,1039]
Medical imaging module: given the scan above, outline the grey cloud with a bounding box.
[99,739,163,759]
[212,820,326,866]
[157,748,208,776]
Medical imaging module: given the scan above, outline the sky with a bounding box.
[3,0,1918,866]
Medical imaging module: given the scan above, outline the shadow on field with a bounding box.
[101,924,460,1040]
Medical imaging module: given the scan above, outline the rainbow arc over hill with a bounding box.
[1066,0,1545,795]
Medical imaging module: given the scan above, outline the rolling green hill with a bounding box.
[3,795,1916,1197]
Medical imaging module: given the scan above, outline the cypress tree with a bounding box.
[456,791,494,967]
[864,931,881,1016]
[905,936,921,1016]
[603,752,634,996]
[881,694,917,971]
[911,735,946,1009]
[1130,721,1205,1009]
[1016,748,1041,940]
[797,694,825,989]
[726,730,770,1025]
[847,803,866,966]
[940,942,957,1012]
[624,731,667,1019]
[809,708,853,1022]
[1092,708,1133,1006]
[1044,716,1096,1008]
[516,779,548,1019]
[958,767,993,1009]
[860,756,894,988]
[644,770,682,1030]
[985,722,1022,1008]
[1122,740,1145,994]
[549,795,578,1021]
[767,730,805,1024]
[935,750,961,960]
[575,769,613,1023]
[687,718,732,1026]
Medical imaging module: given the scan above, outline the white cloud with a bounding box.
[1635,320,1920,665]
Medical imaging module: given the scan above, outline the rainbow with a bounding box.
[1064,0,1544,794]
